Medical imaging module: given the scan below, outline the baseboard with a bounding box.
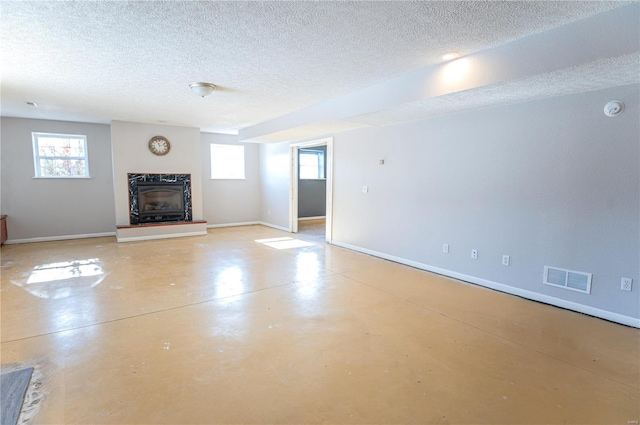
[298,216,326,221]
[258,221,291,232]
[4,232,116,245]
[207,221,260,229]
[331,240,640,328]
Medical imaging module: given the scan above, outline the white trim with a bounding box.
[116,230,207,243]
[330,240,640,329]
[298,216,326,221]
[32,132,90,178]
[32,176,92,179]
[258,221,291,232]
[290,144,300,233]
[325,139,333,244]
[209,144,246,179]
[289,137,333,243]
[4,232,116,245]
[207,221,260,229]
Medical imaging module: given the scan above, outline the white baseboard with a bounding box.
[298,216,326,221]
[207,221,260,229]
[331,240,640,328]
[258,221,291,232]
[4,232,116,245]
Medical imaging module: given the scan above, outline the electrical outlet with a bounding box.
[443,244,449,254]
[471,249,478,259]
[621,278,633,291]
[502,255,510,266]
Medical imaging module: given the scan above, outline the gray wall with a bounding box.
[298,146,327,218]
[201,133,260,225]
[331,84,639,319]
[1,117,115,241]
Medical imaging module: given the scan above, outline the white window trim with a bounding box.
[210,143,246,180]
[32,132,91,178]
[299,148,325,180]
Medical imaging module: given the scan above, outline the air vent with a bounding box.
[543,266,592,294]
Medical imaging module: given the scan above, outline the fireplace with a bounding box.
[128,173,192,224]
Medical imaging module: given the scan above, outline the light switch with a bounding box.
[362,186,368,193]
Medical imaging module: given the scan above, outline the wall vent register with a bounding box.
[543,266,592,294]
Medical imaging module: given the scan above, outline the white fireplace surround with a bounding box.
[111,121,206,242]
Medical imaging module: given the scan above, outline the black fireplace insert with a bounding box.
[128,173,192,224]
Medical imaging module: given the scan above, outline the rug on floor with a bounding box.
[1,367,34,425]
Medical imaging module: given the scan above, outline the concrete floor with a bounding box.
[1,223,638,424]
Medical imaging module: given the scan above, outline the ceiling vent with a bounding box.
[604,100,624,117]
[544,266,592,294]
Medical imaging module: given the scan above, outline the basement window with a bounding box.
[210,144,245,179]
[299,149,325,180]
[32,132,90,178]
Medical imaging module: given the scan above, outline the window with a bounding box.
[32,132,89,178]
[299,149,325,180]
[210,144,245,179]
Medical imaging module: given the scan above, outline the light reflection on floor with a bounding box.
[214,266,245,302]
[254,237,314,250]
[294,252,322,299]
[12,259,106,299]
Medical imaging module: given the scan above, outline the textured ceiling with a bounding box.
[0,1,636,139]
[253,52,640,143]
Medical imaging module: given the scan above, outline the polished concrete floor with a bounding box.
[1,223,638,424]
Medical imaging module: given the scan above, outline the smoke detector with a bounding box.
[604,100,624,117]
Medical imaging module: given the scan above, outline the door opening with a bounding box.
[290,137,333,243]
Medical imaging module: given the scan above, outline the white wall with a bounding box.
[259,142,292,229]
[0,117,115,241]
[110,121,203,225]
[201,133,260,225]
[331,84,639,321]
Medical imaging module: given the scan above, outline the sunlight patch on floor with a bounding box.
[254,237,314,249]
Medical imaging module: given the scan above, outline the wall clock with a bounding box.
[148,136,171,156]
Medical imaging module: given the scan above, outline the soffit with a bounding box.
[0,1,631,136]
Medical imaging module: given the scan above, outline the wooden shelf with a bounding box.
[1,215,6,245]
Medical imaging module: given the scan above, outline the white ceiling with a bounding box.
[1,1,637,142]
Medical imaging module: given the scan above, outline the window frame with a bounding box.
[298,148,326,180]
[32,132,91,178]
[210,143,246,180]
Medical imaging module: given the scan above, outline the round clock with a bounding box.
[148,136,171,156]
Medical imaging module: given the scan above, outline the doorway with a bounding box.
[289,137,333,242]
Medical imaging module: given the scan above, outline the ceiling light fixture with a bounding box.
[189,82,216,97]
[440,51,460,61]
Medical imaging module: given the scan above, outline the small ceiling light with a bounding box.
[26,101,38,107]
[189,82,216,97]
[604,100,624,117]
[440,51,460,61]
